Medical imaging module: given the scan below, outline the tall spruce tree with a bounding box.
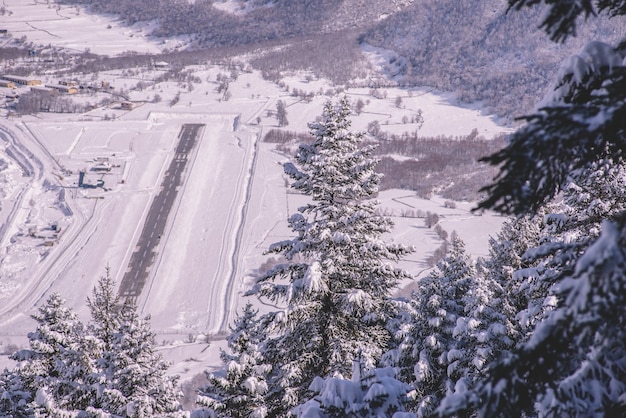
[387,235,477,416]
[196,303,270,417]
[440,1,626,416]
[483,213,545,338]
[247,98,413,415]
[87,273,182,417]
[11,292,96,415]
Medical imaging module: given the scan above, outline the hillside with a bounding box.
[48,0,626,119]
[53,0,407,46]
[361,0,626,118]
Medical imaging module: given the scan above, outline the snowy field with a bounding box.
[0,2,510,377]
[0,0,167,55]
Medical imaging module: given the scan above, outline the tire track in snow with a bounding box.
[217,127,260,333]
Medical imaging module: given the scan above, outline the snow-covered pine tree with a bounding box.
[87,271,182,417]
[511,156,626,337]
[87,267,122,353]
[478,159,626,356]
[439,1,626,415]
[11,292,96,415]
[446,260,517,403]
[106,303,182,417]
[0,365,34,416]
[196,303,270,418]
[521,157,626,417]
[386,235,475,416]
[441,157,626,416]
[292,358,416,418]
[483,213,547,340]
[247,97,414,414]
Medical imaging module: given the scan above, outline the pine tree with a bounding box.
[483,213,551,341]
[87,268,122,353]
[440,1,626,415]
[387,235,475,416]
[87,272,183,417]
[463,215,551,416]
[196,303,270,417]
[445,260,517,404]
[11,292,96,415]
[247,98,414,414]
[292,359,416,418]
[106,304,182,417]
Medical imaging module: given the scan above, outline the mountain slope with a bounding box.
[360,0,626,118]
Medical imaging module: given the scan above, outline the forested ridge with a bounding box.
[361,0,626,119]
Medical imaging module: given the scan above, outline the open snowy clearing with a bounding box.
[0,0,166,56]
[0,2,509,377]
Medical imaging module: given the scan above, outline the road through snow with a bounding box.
[0,123,91,329]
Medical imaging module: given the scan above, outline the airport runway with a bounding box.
[118,123,205,299]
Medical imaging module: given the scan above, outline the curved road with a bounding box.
[0,123,92,322]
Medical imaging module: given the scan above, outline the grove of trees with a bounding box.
[0,271,183,417]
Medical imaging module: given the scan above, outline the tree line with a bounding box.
[267,125,507,202]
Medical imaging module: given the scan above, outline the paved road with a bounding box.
[118,123,205,299]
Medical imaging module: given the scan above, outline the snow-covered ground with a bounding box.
[0,2,510,378]
[0,0,165,55]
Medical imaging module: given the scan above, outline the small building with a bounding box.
[30,85,53,94]
[0,80,15,88]
[78,171,104,188]
[2,75,42,86]
[120,101,135,110]
[154,61,169,69]
[91,162,112,172]
[59,80,78,86]
[46,84,78,94]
